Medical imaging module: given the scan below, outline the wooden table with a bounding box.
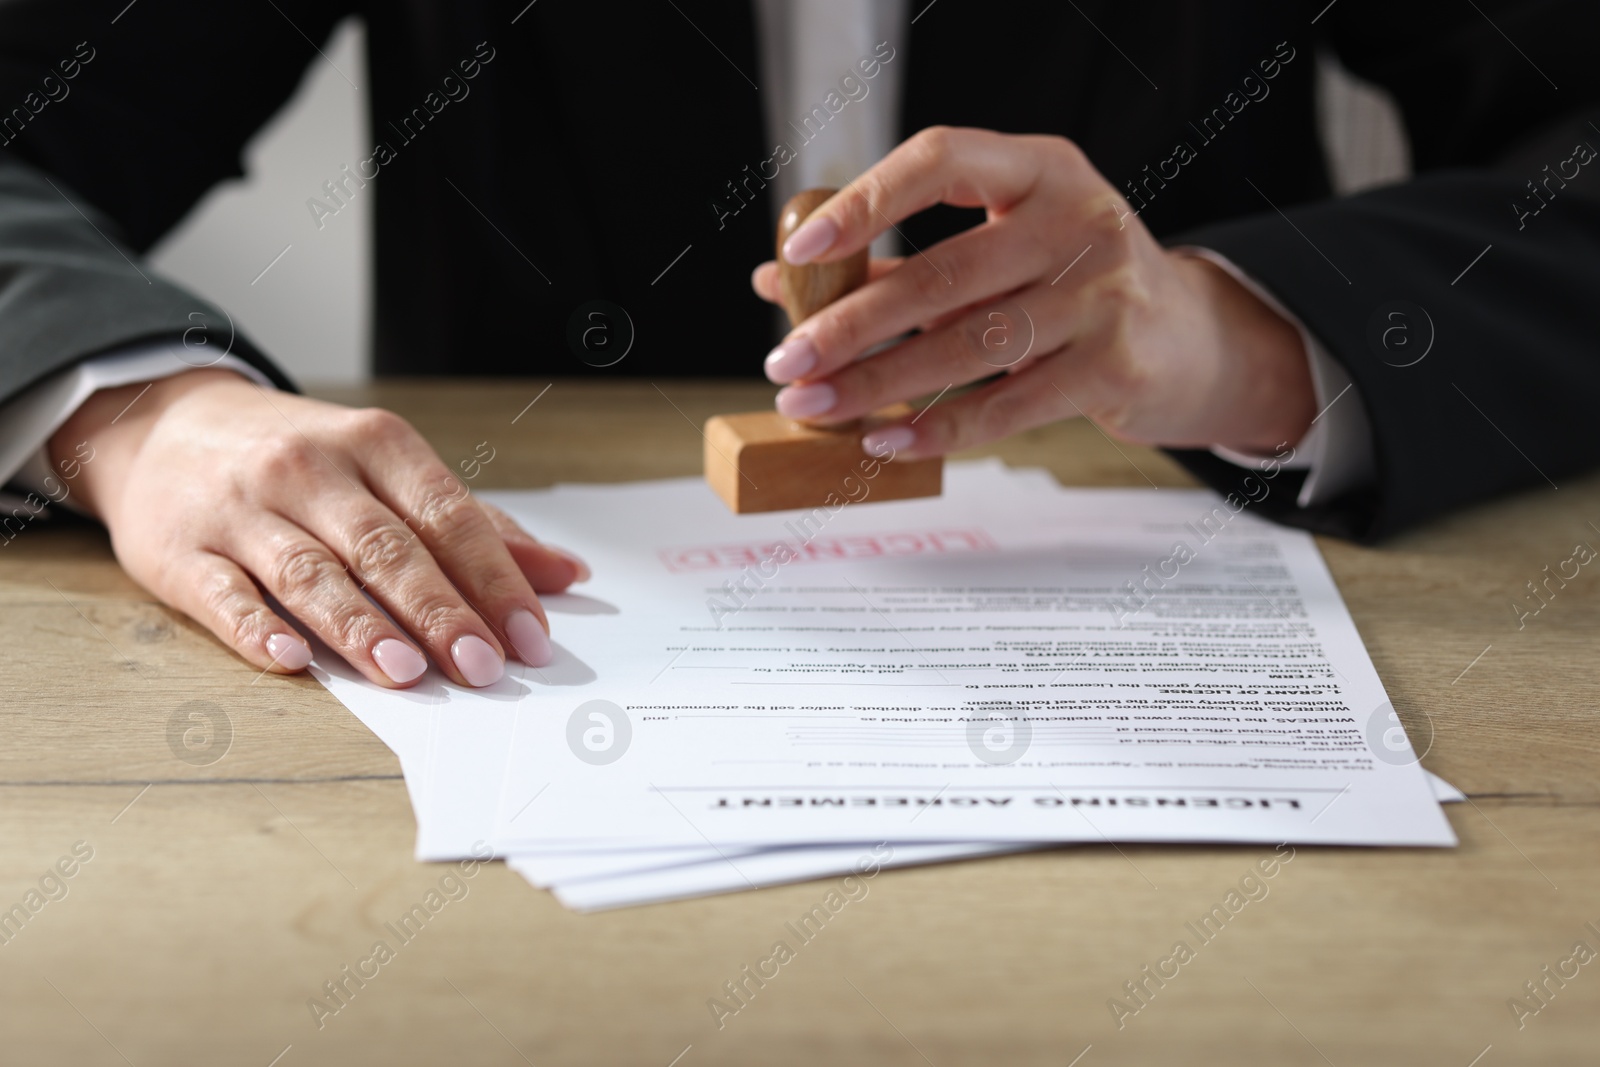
[5,379,1597,1066]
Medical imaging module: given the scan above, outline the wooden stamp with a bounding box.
[705,188,943,514]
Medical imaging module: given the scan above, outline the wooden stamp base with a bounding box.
[704,407,943,514]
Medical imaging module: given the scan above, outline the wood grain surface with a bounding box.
[3,378,1596,1066]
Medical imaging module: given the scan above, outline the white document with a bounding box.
[530,842,1033,912]
[511,769,1465,909]
[305,463,1459,911]
[474,473,1455,851]
[314,462,1053,860]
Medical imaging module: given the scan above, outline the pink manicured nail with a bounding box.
[505,609,554,667]
[764,336,818,383]
[862,425,915,458]
[545,544,591,583]
[266,632,313,671]
[782,216,838,265]
[452,635,504,687]
[776,382,837,419]
[372,638,427,684]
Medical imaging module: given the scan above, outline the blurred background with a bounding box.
[148,18,1408,386]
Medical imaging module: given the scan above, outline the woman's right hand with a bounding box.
[50,368,586,688]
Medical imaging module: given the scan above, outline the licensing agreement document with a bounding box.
[469,468,1454,853]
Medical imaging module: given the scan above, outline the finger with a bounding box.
[795,280,1075,425]
[859,353,1083,461]
[233,514,434,689]
[770,219,1062,392]
[763,257,917,384]
[477,499,589,592]
[848,216,1123,348]
[348,410,561,670]
[768,195,1120,391]
[161,549,315,674]
[751,256,903,305]
[780,127,1065,266]
[288,483,525,686]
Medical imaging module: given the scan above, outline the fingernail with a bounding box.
[782,216,838,265]
[452,634,505,687]
[776,382,837,419]
[545,544,591,583]
[764,336,818,383]
[862,425,915,458]
[266,632,313,672]
[372,638,427,685]
[505,609,554,667]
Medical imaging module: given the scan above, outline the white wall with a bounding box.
[144,23,1407,388]
[148,19,371,386]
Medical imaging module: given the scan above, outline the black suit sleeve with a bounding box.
[0,1,356,402]
[1168,0,1600,541]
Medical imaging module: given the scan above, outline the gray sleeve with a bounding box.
[0,152,295,404]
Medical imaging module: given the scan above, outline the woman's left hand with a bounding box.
[750,126,1315,459]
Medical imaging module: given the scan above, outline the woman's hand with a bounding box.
[751,126,1315,458]
[50,369,586,688]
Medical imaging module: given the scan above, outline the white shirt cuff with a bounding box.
[0,341,271,514]
[1179,247,1376,508]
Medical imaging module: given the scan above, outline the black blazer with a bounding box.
[1,0,1597,539]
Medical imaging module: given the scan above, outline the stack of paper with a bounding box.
[310,461,1460,910]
